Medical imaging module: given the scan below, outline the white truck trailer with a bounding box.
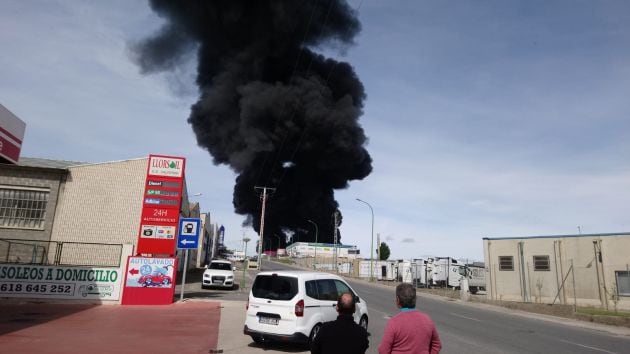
[459,264,486,294]
[409,258,434,287]
[431,257,463,288]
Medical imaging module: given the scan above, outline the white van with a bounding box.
[243,271,369,345]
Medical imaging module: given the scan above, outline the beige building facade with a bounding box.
[1,157,209,270]
[484,233,630,310]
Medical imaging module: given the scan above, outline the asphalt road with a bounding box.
[263,260,630,354]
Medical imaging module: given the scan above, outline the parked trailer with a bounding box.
[357,260,396,280]
[459,264,486,294]
[431,257,463,288]
[396,260,414,283]
[409,259,434,288]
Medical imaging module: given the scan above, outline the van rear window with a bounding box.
[252,275,298,300]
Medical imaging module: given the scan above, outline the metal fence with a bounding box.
[0,238,123,267]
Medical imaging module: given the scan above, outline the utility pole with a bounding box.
[333,210,340,273]
[241,237,250,291]
[255,186,275,270]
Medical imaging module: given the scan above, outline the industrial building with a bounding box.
[484,233,630,310]
[285,241,360,259]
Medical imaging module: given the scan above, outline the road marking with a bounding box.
[450,313,482,322]
[558,339,617,354]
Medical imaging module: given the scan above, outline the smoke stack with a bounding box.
[133,0,372,249]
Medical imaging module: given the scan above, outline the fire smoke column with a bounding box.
[132,0,372,247]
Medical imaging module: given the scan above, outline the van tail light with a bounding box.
[246,299,249,310]
[295,299,304,317]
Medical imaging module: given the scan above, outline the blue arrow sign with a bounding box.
[177,218,200,249]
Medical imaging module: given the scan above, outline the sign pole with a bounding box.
[176,217,200,302]
[180,249,189,301]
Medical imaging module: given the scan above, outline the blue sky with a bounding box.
[1,1,629,261]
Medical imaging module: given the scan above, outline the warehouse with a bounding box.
[484,233,630,310]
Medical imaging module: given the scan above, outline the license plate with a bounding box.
[259,317,278,325]
[213,280,223,284]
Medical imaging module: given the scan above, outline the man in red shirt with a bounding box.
[378,283,441,354]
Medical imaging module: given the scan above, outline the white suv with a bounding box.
[243,271,369,345]
[202,260,235,289]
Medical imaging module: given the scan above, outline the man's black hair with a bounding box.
[396,283,416,308]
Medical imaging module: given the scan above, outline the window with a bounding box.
[251,275,298,300]
[499,256,514,271]
[316,279,338,301]
[533,255,550,271]
[334,280,355,298]
[616,271,630,296]
[209,262,232,270]
[305,280,319,299]
[0,187,49,229]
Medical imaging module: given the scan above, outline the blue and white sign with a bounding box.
[177,218,200,249]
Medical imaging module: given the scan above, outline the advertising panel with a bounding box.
[121,256,178,305]
[0,104,26,164]
[124,256,175,288]
[136,154,186,255]
[0,263,122,300]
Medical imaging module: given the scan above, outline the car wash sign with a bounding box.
[124,257,175,288]
[121,256,177,305]
[136,155,186,255]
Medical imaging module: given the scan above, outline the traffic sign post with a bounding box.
[177,218,200,301]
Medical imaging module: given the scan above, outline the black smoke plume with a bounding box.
[133,0,372,250]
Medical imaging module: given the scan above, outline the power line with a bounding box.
[273,0,366,190]
[253,2,320,187]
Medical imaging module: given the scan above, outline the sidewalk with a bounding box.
[0,300,221,353]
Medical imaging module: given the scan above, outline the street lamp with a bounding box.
[307,220,319,269]
[356,198,375,282]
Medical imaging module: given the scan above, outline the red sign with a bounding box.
[121,256,178,305]
[0,104,25,164]
[0,134,21,164]
[136,155,186,255]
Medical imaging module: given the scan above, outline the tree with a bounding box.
[379,242,390,260]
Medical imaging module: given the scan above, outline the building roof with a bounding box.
[17,157,89,170]
[286,242,357,249]
[483,232,630,241]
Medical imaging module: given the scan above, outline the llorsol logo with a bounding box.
[151,158,181,169]
[148,155,185,177]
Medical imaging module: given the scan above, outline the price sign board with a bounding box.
[136,155,186,255]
